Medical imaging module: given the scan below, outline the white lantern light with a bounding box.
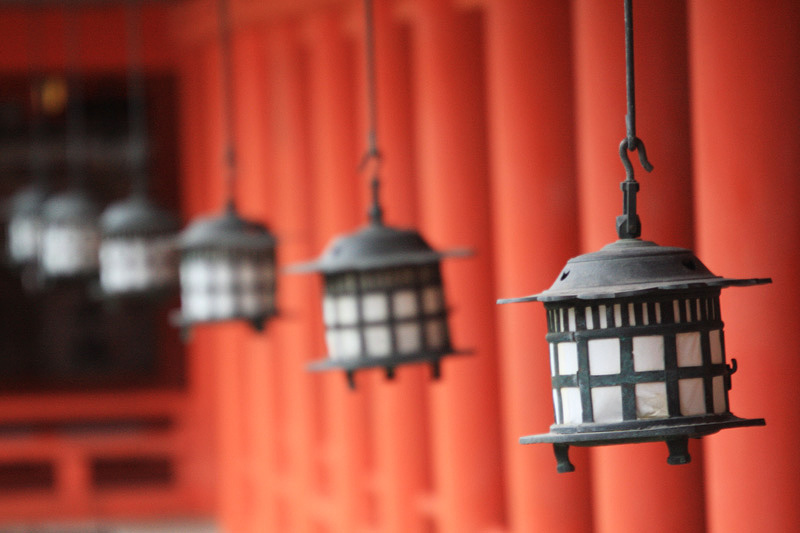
[7,184,46,266]
[40,189,100,280]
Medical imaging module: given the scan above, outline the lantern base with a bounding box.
[308,349,469,389]
[169,309,276,340]
[521,413,765,472]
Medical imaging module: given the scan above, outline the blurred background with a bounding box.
[0,0,797,532]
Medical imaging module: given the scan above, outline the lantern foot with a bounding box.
[346,371,356,390]
[385,366,395,380]
[554,444,575,473]
[666,437,691,465]
[430,360,441,380]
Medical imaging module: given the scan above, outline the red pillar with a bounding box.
[572,1,705,532]
[481,1,593,531]
[267,23,321,533]
[305,13,371,533]
[407,1,505,531]
[688,2,800,532]
[355,2,432,532]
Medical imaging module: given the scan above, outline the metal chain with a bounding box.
[360,0,383,225]
[617,0,654,239]
[217,0,237,212]
[125,0,149,197]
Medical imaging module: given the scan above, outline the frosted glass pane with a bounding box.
[210,258,234,288]
[655,302,662,324]
[679,378,706,415]
[362,293,389,322]
[239,291,260,315]
[425,319,447,349]
[216,292,235,318]
[632,335,665,371]
[588,338,621,375]
[713,375,726,413]
[549,344,556,377]
[322,297,337,326]
[614,304,622,327]
[567,308,576,332]
[9,217,41,261]
[396,323,421,354]
[585,307,594,330]
[365,325,391,357]
[422,286,444,314]
[598,305,608,328]
[673,300,681,323]
[592,386,623,423]
[557,342,578,375]
[560,387,582,425]
[552,389,562,424]
[635,382,668,419]
[336,296,359,325]
[338,328,361,359]
[628,303,636,326]
[677,332,702,367]
[237,260,257,286]
[709,330,723,364]
[325,331,340,359]
[558,309,564,332]
[685,299,692,321]
[393,290,418,318]
[642,303,650,325]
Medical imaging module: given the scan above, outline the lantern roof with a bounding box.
[178,205,275,252]
[499,238,770,303]
[42,188,99,223]
[101,194,180,237]
[290,222,469,274]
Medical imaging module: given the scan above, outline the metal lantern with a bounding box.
[40,189,100,279]
[498,0,770,472]
[499,240,769,471]
[99,194,180,296]
[292,222,467,388]
[7,183,46,266]
[174,205,276,336]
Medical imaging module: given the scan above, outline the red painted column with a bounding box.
[305,13,371,533]
[407,1,505,531]
[266,23,321,533]
[481,1,592,531]
[572,1,705,532]
[688,3,800,532]
[354,1,432,532]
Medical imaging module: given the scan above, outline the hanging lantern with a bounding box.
[40,7,100,282]
[498,0,770,472]
[7,183,46,266]
[290,0,468,389]
[40,188,100,279]
[172,0,277,337]
[98,2,179,298]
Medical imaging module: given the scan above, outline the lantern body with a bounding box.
[40,190,100,279]
[499,238,769,470]
[322,264,451,362]
[99,195,180,296]
[174,208,277,334]
[8,214,42,265]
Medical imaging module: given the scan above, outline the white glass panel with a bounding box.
[588,338,621,375]
[585,307,594,330]
[396,322,421,354]
[709,330,723,364]
[209,257,233,288]
[237,259,258,287]
[325,330,340,359]
[567,308,576,332]
[560,387,582,425]
[365,325,391,357]
[677,332,702,367]
[9,217,41,262]
[713,376,726,413]
[239,291,260,315]
[336,295,359,325]
[557,342,578,375]
[552,389,562,424]
[549,344,556,377]
[685,299,692,321]
[628,303,636,326]
[679,378,706,415]
[337,328,361,359]
[393,290,418,318]
[422,286,444,314]
[216,291,235,318]
[187,291,212,321]
[598,305,608,328]
[41,225,99,274]
[635,382,668,419]
[613,304,622,327]
[696,299,702,320]
[425,319,446,349]
[557,308,564,332]
[642,303,649,325]
[655,302,662,323]
[322,297,337,326]
[591,386,623,423]
[632,335,665,371]
[673,300,681,323]
[362,293,389,322]
[183,258,208,289]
